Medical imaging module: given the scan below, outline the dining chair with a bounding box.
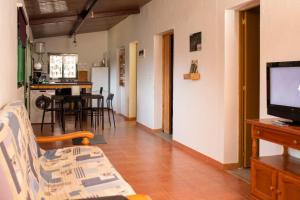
[40,95,64,133]
[81,94,104,130]
[62,95,83,132]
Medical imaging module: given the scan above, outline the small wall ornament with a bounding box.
[190,32,202,52]
[183,60,200,81]
[139,49,146,58]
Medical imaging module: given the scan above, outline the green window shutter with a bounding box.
[17,37,25,87]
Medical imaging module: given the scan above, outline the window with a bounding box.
[49,55,63,79]
[49,54,78,79]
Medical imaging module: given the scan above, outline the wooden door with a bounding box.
[240,7,260,168]
[252,161,277,200]
[162,33,173,134]
[129,42,138,119]
[278,172,300,200]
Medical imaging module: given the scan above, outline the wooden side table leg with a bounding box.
[252,127,258,159]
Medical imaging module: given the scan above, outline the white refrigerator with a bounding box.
[91,67,109,105]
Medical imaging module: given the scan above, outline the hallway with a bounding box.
[34,116,253,200]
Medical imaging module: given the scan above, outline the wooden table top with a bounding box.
[30,82,93,90]
[247,118,300,136]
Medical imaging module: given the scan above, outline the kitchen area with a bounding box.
[29,36,110,128]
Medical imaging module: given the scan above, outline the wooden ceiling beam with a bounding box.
[30,9,140,26]
[93,9,140,18]
[69,0,99,37]
[30,16,78,25]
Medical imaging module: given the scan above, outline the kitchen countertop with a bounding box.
[30,82,93,90]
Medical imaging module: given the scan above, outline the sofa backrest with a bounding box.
[0,101,40,199]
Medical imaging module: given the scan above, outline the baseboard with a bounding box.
[136,122,162,134]
[127,117,136,121]
[173,140,224,170]
[118,114,136,121]
[136,125,240,171]
[173,140,240,170]
[223,163,240,170]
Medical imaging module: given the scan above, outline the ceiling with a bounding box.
[24,0,152,38]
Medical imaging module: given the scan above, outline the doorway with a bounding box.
[128,42,138,120]
[239,6,260,168]
[162,32,174,134]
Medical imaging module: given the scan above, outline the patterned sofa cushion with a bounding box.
[0,101,135,200]
[38,146,135,199]
[0,104,39,200]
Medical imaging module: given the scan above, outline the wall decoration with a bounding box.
[190,32,202,52]
[190,60,198,73]
[139,49,146,57]
[183,60,200,81]
[119,48,126,87]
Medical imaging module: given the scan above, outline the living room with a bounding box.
[0,0,300,199]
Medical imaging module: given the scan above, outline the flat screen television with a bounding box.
[267,61,300,124]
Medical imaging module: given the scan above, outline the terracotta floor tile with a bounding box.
[34,116,252,200]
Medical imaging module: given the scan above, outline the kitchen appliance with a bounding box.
[34,42,45,71]
[30,90,55,124]
[91,67,109,106]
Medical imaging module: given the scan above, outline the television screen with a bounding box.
[270,67,300,108]
[267,61,300,123]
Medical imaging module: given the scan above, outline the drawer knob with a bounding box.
[293,140,298,145]
[256,130,261,134]
[269,186,275,191]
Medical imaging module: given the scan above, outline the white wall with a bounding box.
[109,0,223,161]
[35,31,108,81]
[0,0,32,108]
[108,0,300,164]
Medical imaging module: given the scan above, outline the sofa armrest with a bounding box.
[127,195,152,200]
[76,195,151,200]
[36,131,94,145]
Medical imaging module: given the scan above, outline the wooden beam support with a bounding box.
[30,9,140,26]
[69,0,99,37]
[93,9,140,18]
[30,15,78,25]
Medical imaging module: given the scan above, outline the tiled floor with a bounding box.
[33,115,254,200]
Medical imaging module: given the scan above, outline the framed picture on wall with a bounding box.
[190,32,202,52]
[139,49,146,57]
[119,48,126,87]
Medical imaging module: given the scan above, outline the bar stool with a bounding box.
[106,94,116,128]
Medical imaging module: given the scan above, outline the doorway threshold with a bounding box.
[158,132,173,142]
[227,168,251,184]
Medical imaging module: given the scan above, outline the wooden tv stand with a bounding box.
[247,119,300,200]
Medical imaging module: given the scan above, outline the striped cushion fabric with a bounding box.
[0,102,135,200]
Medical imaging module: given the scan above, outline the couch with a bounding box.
[0,101,150,200]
